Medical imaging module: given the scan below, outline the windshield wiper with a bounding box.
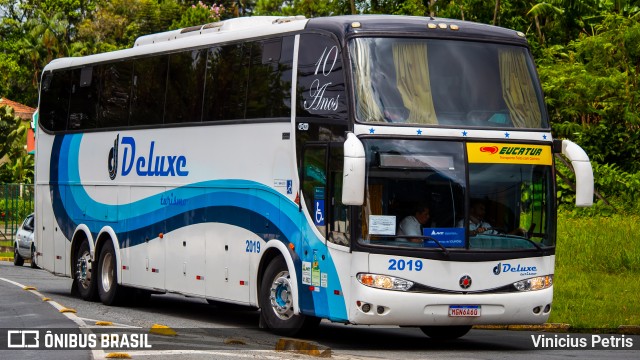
[376,235,450,256]
[479,232,544,251]
[422,236,450,256]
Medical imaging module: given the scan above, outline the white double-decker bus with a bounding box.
[35,15,594,338]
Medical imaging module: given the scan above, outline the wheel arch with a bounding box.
[69,225,94,273]
[257,241,300,315]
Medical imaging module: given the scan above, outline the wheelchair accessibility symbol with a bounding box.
[314,200,325,226]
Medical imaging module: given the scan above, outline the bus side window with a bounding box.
[165,49,206,124]
[97,61,132,129]
[40,70,72,132]
[245,38,290,119]
[203,44,249,121]
[130,56,168,127]
[68,66,98,130]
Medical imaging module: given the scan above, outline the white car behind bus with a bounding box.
[14,213,37,268]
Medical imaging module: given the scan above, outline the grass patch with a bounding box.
[549,214,640,327]
[0,251,13,258]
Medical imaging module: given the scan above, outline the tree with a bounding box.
[538,13,640,173]
[170,1,226,29]
[254,0,349,17]
[0,105,33,183]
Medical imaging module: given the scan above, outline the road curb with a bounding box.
[473,323,570,331]
[275,337,332,358]
[617,325,640,335]
[0,256,35,263]
[473,323,640,334]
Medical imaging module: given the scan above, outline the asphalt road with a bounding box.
[1,260,639,360]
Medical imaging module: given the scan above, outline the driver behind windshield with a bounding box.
[459,200,525,236]
[397,203,431,243]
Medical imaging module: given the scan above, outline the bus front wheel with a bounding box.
[420,325,472,339]
[259,256,318,336]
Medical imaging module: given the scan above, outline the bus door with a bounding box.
[302,143,351,249]
[37,187,55,272]
[300,142,350,319]
[302,144,329,249]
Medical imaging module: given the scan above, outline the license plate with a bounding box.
[448,305,481,317]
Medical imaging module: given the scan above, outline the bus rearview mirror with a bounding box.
[342,133,365,206]
[561,140,594,207]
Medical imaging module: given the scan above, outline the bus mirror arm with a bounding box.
[342,133,366,206]
[557,139,594,207]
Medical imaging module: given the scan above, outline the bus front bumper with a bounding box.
[349,278,553,326]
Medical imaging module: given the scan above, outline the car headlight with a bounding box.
[513,275,553,291]
[356,273,414,291]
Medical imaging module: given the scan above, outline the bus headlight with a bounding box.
[356,273,414,291]
[513,275,553,291]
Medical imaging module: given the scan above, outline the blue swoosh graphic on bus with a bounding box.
[49,134,346,322]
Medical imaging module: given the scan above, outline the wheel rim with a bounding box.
[76,250,92,289]
[101,252,114,293]
[269,271,293,320]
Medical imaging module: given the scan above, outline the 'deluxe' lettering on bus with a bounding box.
[118,136,189,177]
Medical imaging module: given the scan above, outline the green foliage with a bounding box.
[551,213,640,327]
[254,0,348,17]
[557,156,640,216]
[536,13,640,217]
[0,106,21,159]
[0,106,33,184]
[0,198,35,223]
[170,1,226,29]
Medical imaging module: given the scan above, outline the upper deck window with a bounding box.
[349,38,548,129]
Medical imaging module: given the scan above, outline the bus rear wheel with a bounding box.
[74,241,97,301]
[420,325,472,340]
[97,240,125,305]
[259,256,318,336]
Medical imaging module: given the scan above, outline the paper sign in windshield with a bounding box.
[369,215,397,236]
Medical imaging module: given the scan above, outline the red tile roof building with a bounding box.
[0,98,37,153]
[0,98,36,120]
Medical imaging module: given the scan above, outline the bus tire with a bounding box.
[74,241,98,301]
[13,245,24,266]
[259,256,315,336]
[419,325,472,339]
[30,245,38,269]
[97,240,124,306]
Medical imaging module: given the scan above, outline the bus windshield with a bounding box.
[358,139,555,251]
[349,38,548,129]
